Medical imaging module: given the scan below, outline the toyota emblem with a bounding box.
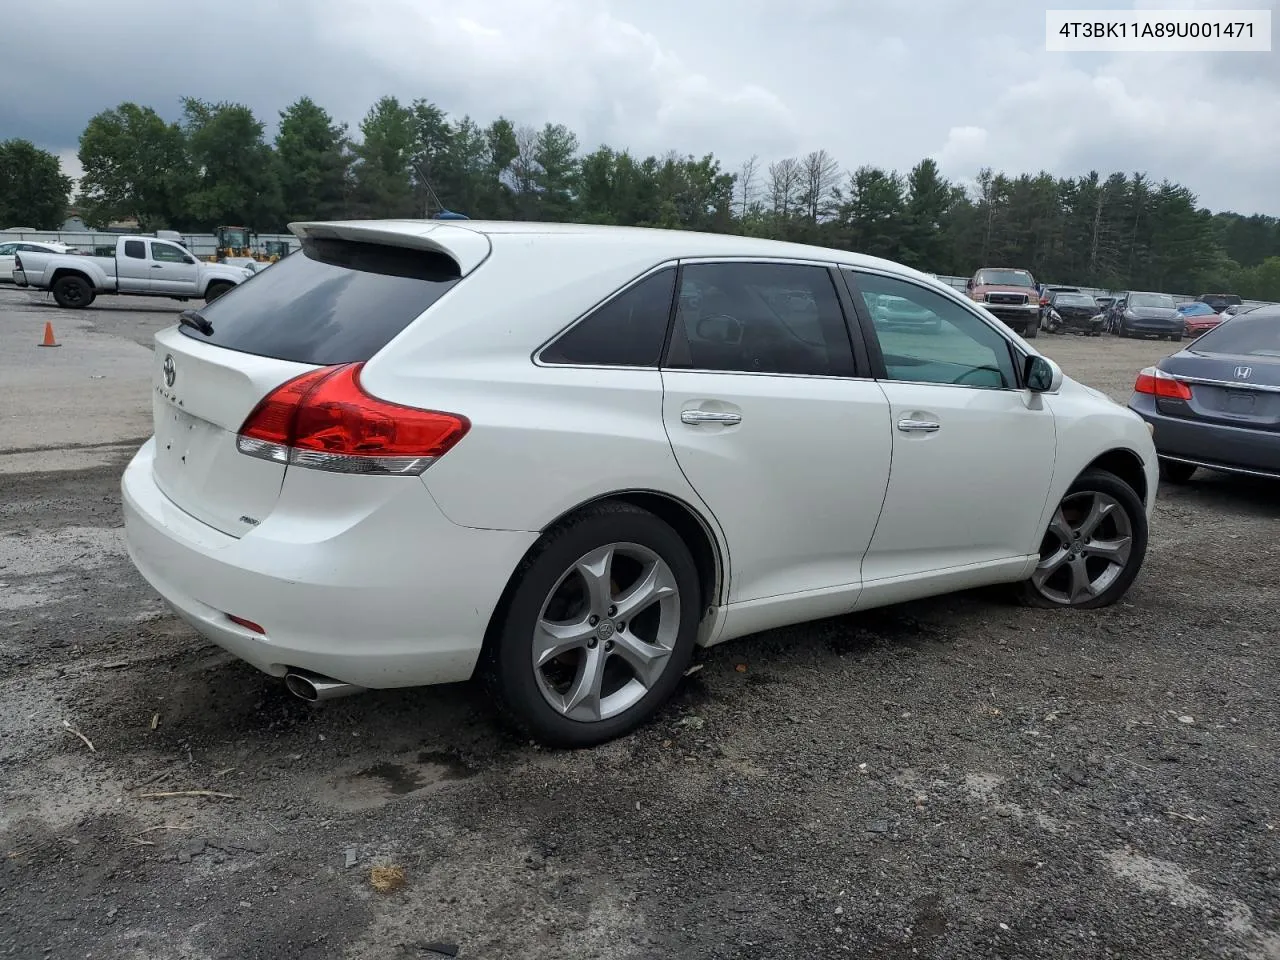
[163,354,176,387]
[1234,365,1252,380]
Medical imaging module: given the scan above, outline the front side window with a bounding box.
[847,269,1018,390]
[540,267,676,367]
[664,261,855,377]
[151,242,189,263]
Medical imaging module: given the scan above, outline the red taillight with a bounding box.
[237,363,469,476]
[1134,366,1192,401]
[1039,296,1049,306]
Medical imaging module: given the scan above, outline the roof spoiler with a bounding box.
[286,220,492,276]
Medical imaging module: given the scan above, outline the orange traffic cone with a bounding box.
[39,322,60,347]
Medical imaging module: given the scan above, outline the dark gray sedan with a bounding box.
[1115,291,1184,341]
[1127,305,1280,482]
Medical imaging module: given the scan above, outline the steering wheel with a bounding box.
[951,365,1005,387]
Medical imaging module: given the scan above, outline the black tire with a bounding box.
[204,282,233,303]
[52,275,94,309]
[1023,320,1039,339]
[1159,459,1197,484]
[1017,468,1148,610]
[1170,334,1183,342]
[481,502,701,747]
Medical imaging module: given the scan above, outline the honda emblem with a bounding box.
[1234,365,1252,380]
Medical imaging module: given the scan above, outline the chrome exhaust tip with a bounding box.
[284,670,365,702]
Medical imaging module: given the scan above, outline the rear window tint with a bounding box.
[1192,309,1280,357]
[180,237,462,364]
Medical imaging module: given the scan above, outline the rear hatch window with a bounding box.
[181,237,463,364]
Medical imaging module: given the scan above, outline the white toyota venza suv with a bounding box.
[122,220,1159,746]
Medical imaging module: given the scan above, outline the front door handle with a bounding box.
[897,418,940,433]
[151,264,164,269]
[681,410,742,426]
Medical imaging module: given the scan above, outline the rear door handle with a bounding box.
[897,418,940,433]
[681,410,742,426]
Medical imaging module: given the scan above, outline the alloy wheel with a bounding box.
[532,542,681,722]
[1031,491,1134,605]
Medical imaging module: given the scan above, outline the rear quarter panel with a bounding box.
[358,238,724,540]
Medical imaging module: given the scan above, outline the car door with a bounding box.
[0,243,16,280]
[840,268,1057,593]
[149,240,199,294]
[115,239,152,292]
[660,259,892,609]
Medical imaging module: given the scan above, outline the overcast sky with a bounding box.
[4,0,1277,216]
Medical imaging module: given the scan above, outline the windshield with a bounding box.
[1192,309,1280,357]
[977,269,1034,287]
[1129,293,1175,309]
[1054,294,1095,307]
[1178,302,1214,316]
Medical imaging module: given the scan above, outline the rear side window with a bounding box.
[180,237,463,364]
[124,240,145,259]
[540,268,676,367]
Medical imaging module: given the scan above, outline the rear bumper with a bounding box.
[1127,394,1280,476]
[121,438,538,689]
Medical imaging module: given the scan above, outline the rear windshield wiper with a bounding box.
[179,309,213,336]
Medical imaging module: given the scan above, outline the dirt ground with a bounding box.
[1,288,1278,960]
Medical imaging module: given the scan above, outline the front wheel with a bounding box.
[482,502,701,747]
[1023,320,1039,339]
[1018,469,1148,609]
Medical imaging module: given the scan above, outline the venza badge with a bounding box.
[163,353,176,387]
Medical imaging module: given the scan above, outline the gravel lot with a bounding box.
[2,287,1278,960]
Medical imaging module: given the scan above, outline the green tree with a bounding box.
[836,166,907,259]
[0,140,72,229]
[532,122,581,220]
[352,96,416,218]
[275,97,352,222]
[900,158,953,271]
[183,98,283,230]
[75,103,189,229]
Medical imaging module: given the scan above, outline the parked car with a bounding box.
[121,221,1158,747]
[864,292,942,332]
[0,239,68,282]
[1095,296,1118,314]
[1113,291,1184,341]
[966,267,1041,338]
[1128,305,1280,483]
[1044,291,1105,336]
[1176,301,1223,338]
[13,235,251,308]
[1197,292,1242,314]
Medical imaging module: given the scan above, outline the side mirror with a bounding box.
[695,314,743,344]
[1024,354,1063,393]
[965,279,974,290]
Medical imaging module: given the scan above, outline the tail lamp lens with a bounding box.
[236,363,469,475]
[1134,366,1193,401]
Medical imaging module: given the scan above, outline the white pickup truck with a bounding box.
[13,235,252,309]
